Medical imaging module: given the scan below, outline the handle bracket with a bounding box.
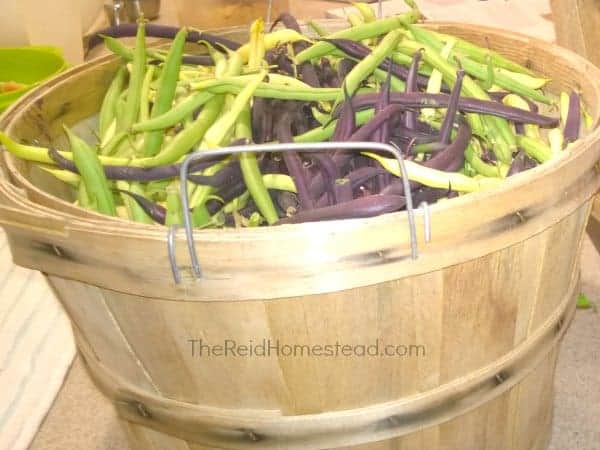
[168,141,426,284]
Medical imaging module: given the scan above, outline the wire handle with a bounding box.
[168,141,421,284]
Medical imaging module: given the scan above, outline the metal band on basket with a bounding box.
[168,141,421,284]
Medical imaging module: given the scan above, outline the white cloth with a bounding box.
[0,230,75,450]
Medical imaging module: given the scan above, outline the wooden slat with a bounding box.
[551,0,600,67]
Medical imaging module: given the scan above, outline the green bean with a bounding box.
[100,119,117,148]
[307,20,328,37]
[77,180,93,209]
[423,39,454,119]
[40,167,80,186]
[236,105,279,225]
[65,127,116,216]
[263,174,296,192]
[335,30,404,103]
[132,91,214,132]
[192,204,212,227]
[195,72,313,90]
[101,131,128,156]
[102,35,134,60]
[347,13,365,29]
[455,56,551,103]
[399,37,514,163]
[1,131,199,169]
[223,192,251,216]
[427,29,536,76]
[99,67,127,140]
[502,94,539,139]
[138,94,225,167]
[296,12,420,63]
[114,90,128,130]
[237,29,310,62]
[0,132,134,166]
[481,54,495,91]
[143,28,188,157]
[548,128,564,156]
[495,69,550,90]
[246,212,264,227]
[294,108,375,143]
[464,141,506,178]
[373,68,406,91]
[582,102,594,129]
[262,73,314,89]
[407,26,552,104]
[248,18,266,69]
[363,150,502,192]
[233,23,279,225]
[139,65,156,123]
[165,181,183,225]
[352,2,377,23]
[203,71,266,148]
[116,180,154,223]
[190,77,343,101]
[311,107,330,126]
[516,135,552,163]
[189,160,230,208]
[102,35,168,64]
[121,22,147,131]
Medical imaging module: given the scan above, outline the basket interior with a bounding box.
[2,22,600,207]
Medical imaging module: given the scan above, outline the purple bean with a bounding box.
[374,65,393,143]
[276,113,315,209]
[488,91,539,113]
[333,86,357,141]
[404,50,423,130]
[187,162,241,187]
[312,153,339,182]
[423,117,471,172]
[333,178,354,203]
[182,55,213,65]
[323,38,434,90]
[271,13,302,33]
[350,105,404,142]
[346,167,389,190]
[412,185,455,205]
[205,178,251,216]
[48,148,225,181]
[340,93,559,126]
[266,49,296,76]
[277,194,406,224]
[251,97,272,144]
[87,24,241,52]
[507,149,538,176]
[270,14,321,88]
[276,191,300,216]
[392,126,439,145]
[118,190,166,224]
[564,91,581,143]
[338,58,357,80]
[439,70,465,145]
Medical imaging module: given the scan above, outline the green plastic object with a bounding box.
[0,46,68,113]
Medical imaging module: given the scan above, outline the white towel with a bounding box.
[0,230,76,450]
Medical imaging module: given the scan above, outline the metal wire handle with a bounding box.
[168,141,420,284]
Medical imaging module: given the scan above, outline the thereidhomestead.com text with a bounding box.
[188,339,426,358]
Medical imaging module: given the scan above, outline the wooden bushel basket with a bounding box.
[1,22,600,450]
